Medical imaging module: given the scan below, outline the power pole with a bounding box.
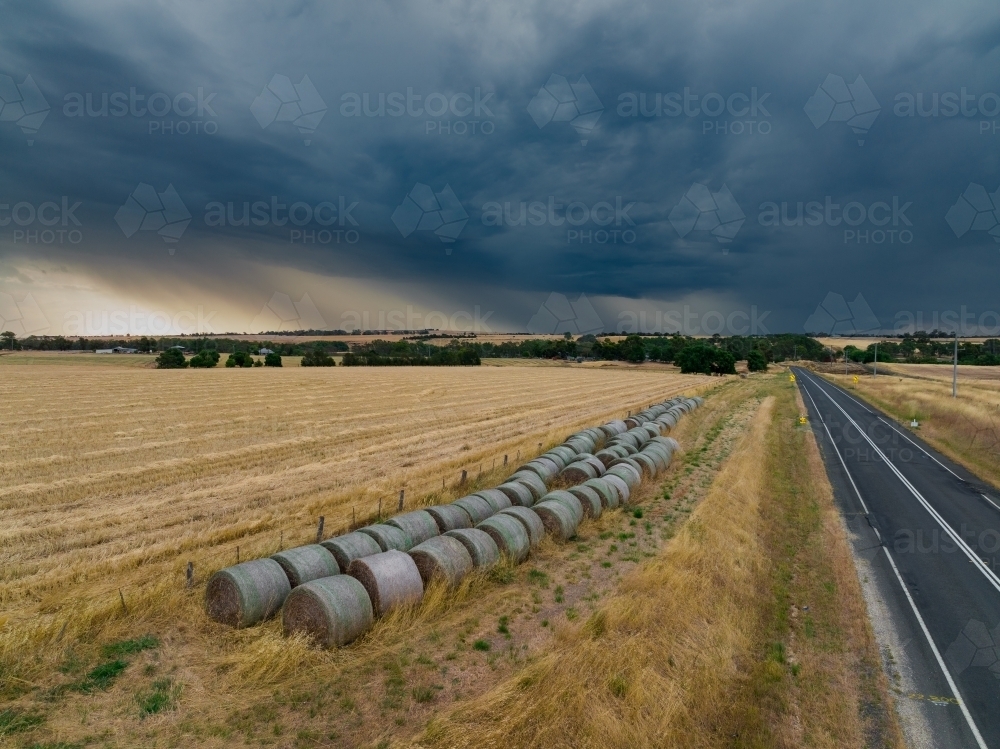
[953,332,958,398]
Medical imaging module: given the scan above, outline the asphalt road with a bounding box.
[794,368,1000,749]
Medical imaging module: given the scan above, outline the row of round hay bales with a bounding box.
[206,394,702,637]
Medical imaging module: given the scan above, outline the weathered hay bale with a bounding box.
[347,550,423,617]
[358,523,413,552]
[496,481,535,507]
[540,450,568,470]
[608,462,642,491]
[641,445,671,473]
[424,504,473,532]
[408,536,474,588]
[508,471,547,500]
[386,510,439,546]
[624,417,641,429]
[477,514,531,563]
[281,575,373,647]
[610,432,642,450]
[444,528,501,568]
[517,457,560,481]
[632,452,659,479]
[271,544,340,587]
[663,436,680,452]
[560,460,599,483]
[546,445,577,467]
[538,490,584,526]
[568,485,603,518]
[206,559,291,628]
[474,488,513,513]
[641,424,661,439]
[577,454,606,475]
[600,420,628,438]
[321,532,382,571]
[595,447,627,467]
[602,473,631,505]
[498,506,545,547]
[532,500,580,541]
[583,477,619,509]
[452,494,495,525]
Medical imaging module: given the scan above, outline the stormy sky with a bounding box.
[1,0,999,337]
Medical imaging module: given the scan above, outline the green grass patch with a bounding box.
[76,659,128,693]
[472,640,490,652]
[0,708,45,736]
[101,635,159,659]
[137,679,179,717]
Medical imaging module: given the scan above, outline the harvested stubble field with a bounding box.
[815,363,1000,488]
[0,359,709,745]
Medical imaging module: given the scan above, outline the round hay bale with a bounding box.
[583,477,619,509]
[408,536,474,588]
[577,454,606,476]
[611,432,642,450]
[386,510,439,546]
[608,462,642,491]
[642,424,661,439]
[358,524,413,552]
[602,473,631,505]
[444,528,501,568]
[452,494,495,525]
[271,544,340,587]
[321,532,382,571]
[498,506,545,548]
[347,550,423,617]
[474,488,513,513]
[641,446,670,473]
[567,485,603,518]
[540,450,568,470]
[206,558,291,628]
[281,574,373,647]
[546,445,577,467]
[663,436,680,452]
[624,417,641,429]
[560,460,598,484]
[632,452,659,479]
[424,504,473,533]
[477,514,531,563]
[601,420,628,438]
[532,500,579,541]
[517,457,560,481]
[595,447,627,467]
[508,471,547,501]
[496,481,535,507]
[538,490,584,526]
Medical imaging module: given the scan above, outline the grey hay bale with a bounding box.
[496,481,535,507]
[517,457,560,481]
[538,490,584,526]
[425,504,473,532]
[271,544,340,587]
[206,558,291,628]
[539,450,568,470]
[474,488,513,513]
[663,436,680,452]
[282,575,374,648]
[560,460,599,484]
[583,477,619,509]
[499,506,545,548]
[568,485,603,519]
[602,473,631,505]
[452,494,495,525]
[408,536,474,588]
[546,445,577,467]
[610,432,642,450]
[624,417,641,429]
[358,523,413,552]
[608,462,642,491]
[641,424,661,439]
[532,500,580,541]
[445,528,501,568]
[347,550,423,617]
[600,420,628,438]
[577,454,606,475]
[386,510,439,546]
[595,446,627,468]
[321,532,382,571]
[631,452,659,479]
[477,514,531,563]
[508,470,547,500]
[641,445,671,473]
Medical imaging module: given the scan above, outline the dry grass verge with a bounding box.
[416,376,903,749]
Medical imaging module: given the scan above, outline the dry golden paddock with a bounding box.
[0,357,903,749]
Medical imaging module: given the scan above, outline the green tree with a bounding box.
[619,335,646,363]
[711,349,737,375]
[189,350,220,368]
[225,351,254,368]
[155,348,187,369]
[674,343,716,374]
[747,349,768,372]
[300,343,335,367]
[264,352,282,367]
[1,331,15,350]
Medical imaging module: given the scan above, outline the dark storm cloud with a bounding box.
[2,0,1000,334]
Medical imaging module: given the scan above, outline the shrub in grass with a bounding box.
[472,640,490,652]
[264,352,282,367]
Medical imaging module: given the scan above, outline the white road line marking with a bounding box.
[874,415,964,481]
[983,494,1000,513]
[795,369,989,749]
